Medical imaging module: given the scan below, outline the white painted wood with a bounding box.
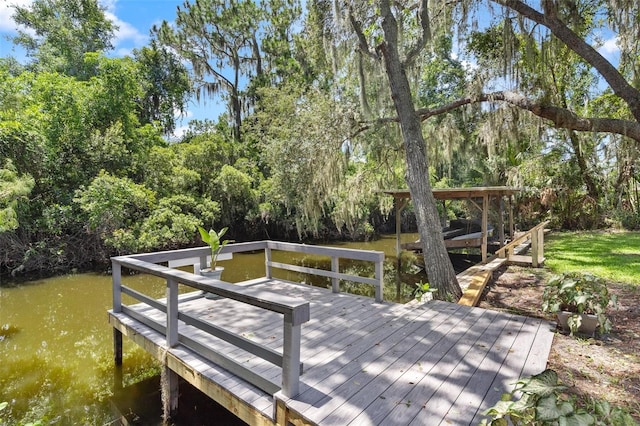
[374,260,383,302]
[265,247,272,279]
[331,257,339,294]
[266,240,385,263]
[168,254,233,268]
[268,261,379,287]
[111,260,122,313]
[166,278,179,347]
[282,320,302,397]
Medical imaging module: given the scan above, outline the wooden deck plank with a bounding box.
[286,302,469,424]
[458,270,492,306]
[469,315,551,425]
[323,306,498,424]
[366,307,501,425]
[407,310,517,425]
[434,312,528,425]
[112,278,554,426]
[338,305,488,425]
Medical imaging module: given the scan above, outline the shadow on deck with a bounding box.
[108,242,554,426]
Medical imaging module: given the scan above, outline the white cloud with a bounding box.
[598,36,619,57]
[0,0,33,32]
[170,124,189,141]
[101,0,148,49]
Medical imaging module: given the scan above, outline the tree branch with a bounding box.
[356,91,640,142]
[348,7,380,60]
[404,0,431,66]
[492,0,640,122]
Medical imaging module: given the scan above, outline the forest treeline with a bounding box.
[1,0,639,281]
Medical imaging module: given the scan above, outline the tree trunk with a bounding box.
[567,130,600,200]
[378,1,461,300]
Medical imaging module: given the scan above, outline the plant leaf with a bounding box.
[519,369,564,397]
[197,225,211,244]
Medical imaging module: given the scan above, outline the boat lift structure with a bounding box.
[382,186,521,263]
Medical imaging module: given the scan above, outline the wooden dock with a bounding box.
[108,242,554,425]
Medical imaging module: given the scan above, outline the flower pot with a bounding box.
[200,266,224,299]
[556,311,599,336]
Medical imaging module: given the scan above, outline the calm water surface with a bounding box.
[0,234,424,424]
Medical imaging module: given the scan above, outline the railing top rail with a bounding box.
[112,256,310,326]
[265,241,385,262]
[496,220,550,255]
[118,240,384,264]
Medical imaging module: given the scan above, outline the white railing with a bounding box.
[496,221,550,267]
[110,241,385,397]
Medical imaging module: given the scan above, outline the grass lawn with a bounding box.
[545,230,640,285]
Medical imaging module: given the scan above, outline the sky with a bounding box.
[0,0,622,137]
[0,0,222,137]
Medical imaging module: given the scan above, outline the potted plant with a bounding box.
[541,272,617,336]
[197,225,231,281]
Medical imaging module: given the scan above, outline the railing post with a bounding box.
[282,318,302,397]
[265,245,273,279]
[537,226,545,265]
[166,278,179,347]
[375,257,384,303]
[112,260,122,313]
[331,257,339,294]
[531,228,540,268]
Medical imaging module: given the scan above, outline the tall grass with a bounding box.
[545,231,640,285]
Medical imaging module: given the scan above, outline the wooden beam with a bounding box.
[458,271,492,307]
[113,328,123,390]
[163,365,179,421]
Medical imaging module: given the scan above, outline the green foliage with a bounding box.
[11,0,115,77]
[413,281,437,302]
[75,171,155,236]
[136,195,220,252]
[545,232,640,286]
[197,226,232,270]
[481,369,637,426]
[481,370,591,425]
[0,160,34,232]
[213,164,257,225]
[133,41,192,135]
[541,273,617,335]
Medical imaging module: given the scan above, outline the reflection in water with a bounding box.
[0,234,464,425]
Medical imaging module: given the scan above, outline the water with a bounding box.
[0,234,429,425]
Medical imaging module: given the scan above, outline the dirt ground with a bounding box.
[479,266,640,421]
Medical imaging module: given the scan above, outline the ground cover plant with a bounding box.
[545,231,640,285]
[480,231,640,423]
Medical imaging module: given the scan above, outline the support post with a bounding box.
[498,196,505,248]
[395,197,402,261]
[112,260,122,313]
[531,227,540,268]
[113,328,123,390]
[375,257,384,303]
[538,227,545,264]
[481,194,489,263]
[162,366,179,421]
[508,195,515,239]
[331,257,339,294]
[166,278,179,347]
[282,319,302,397]
[265,246,273,279]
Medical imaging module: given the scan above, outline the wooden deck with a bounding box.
[109,278,554,425]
